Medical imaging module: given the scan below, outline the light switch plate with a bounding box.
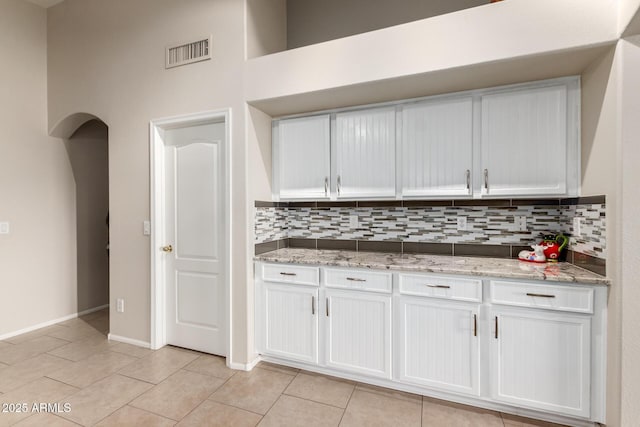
[0,222,9,234]
[457,216,467,231]
[349,215,358,229]
[143,220,151,236]
[116,298,125,313]
[573,217,582,236]
[515,216,527,231]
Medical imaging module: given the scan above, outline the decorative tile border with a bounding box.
[254,198,606,272]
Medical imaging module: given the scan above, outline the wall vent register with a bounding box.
[166,36,211,69]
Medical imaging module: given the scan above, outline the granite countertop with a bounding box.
[254,248,610,286]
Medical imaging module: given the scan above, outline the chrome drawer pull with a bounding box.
[526,293,556,298]
[311,296,315,315]
[495,316,498,339]
[426,284,450,289]
[346,277,366,282]
[473,314,477,337]
[280,272,297,276]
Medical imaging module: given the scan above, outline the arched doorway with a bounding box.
[52,113,110,335]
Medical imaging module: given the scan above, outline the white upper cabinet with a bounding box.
[275,115,330,199]
[400,97,473,197]
[480,83,575,197]
[335,107,396,198]
[272,77,579,200]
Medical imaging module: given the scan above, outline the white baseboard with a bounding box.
[0,304,110,341]
[107,333,151,349]
[228,356,261,371]
[78,304,109,317]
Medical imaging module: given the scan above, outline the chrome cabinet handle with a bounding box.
[426,284,450,289]
[473,314,477,337]
[312,296,315,315]
[326,298,329,316]
[494,316,498,339]
[484,169,489,191]
[280,272,297,276]
[466,169,471,193]
[337,175,341,196]
[324,177,329,196]
[526,293,556,298]
[346,277,366,282]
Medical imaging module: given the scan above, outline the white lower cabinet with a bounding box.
[261,282,318,364]
[324,289,392,378]
[396,297,480,396]
[490,307,591,418]
[255,262,605,425]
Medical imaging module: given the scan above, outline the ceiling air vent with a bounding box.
[166,36,212,69]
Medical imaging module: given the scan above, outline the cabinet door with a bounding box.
[277,115,330,199]
[401,98,473,197]
[262,283,318,364]
[480,84,568,197]
[324,289,391,378]
[335,108,396,198]
[396,297,479,395]
[491,307,591,418]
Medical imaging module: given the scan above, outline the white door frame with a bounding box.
[149,109,232,363]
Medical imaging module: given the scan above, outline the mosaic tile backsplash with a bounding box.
[255,201,606,260]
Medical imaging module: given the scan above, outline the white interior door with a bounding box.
[163,122,226,355]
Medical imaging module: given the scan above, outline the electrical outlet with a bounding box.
[143,220,151,236]
[457,216,467,231]
[116,298,125,313]
[349,215,358,229]
[0,222,9,234]
[515,216,527,231]
[573,217,582,236]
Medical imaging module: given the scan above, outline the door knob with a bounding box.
[161,245,173,253]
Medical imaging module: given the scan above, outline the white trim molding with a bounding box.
[0,304,110,341]
[107,333,151,349]
[228,356,261,372]
[149,109,232,362]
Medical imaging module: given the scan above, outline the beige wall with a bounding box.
[246,0,286,59]
[65,120,109,313]
[620,0,640,32]
[47,0,256,362]
[0,0,77,336]
[246,0,618,114]
[581,45,623,426]
[620,35,640,427]
[287,0,487,49]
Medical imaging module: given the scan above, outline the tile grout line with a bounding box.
[174,366,240,423]
[85,373,164,426]
[253,367,298,420]
[337,382,356,426]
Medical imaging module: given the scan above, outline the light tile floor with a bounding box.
[0,309,568,426]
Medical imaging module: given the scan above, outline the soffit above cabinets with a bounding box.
[23,0,64,8]
[245,0,617,117]
[248,44,612,118]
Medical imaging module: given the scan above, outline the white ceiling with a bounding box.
[24,0,64,8]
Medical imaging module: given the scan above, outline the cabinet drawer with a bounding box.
[325,268,392,293]
[399,274,482,302]
[490,280,594,314]
[262,264,319,287]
